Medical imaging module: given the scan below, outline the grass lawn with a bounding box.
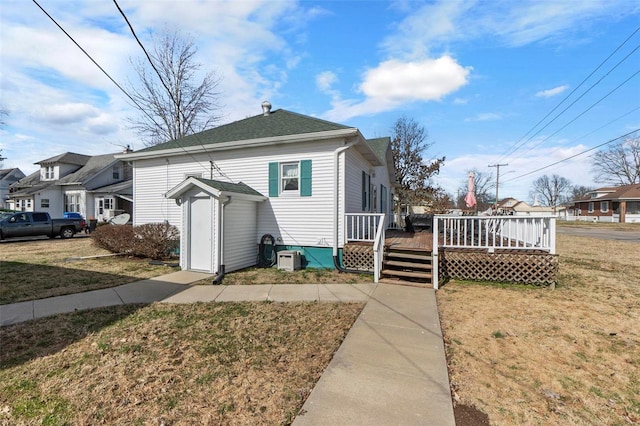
[0,301,364,425]
[557,220,640,231]
[437,233,640,425]
[0,237,372,305]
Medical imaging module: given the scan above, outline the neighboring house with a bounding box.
[497,198,564,216]
[570,184,640,223]
[117,102,396,274]
[0,168,26,209]
[8,151,133,221]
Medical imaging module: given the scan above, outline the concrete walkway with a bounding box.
[0,271,455,425]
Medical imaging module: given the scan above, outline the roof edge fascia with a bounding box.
[117,128,359,161]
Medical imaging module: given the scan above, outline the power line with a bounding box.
[512,68,640,159]
[497,25,640,163]
[113,0,231,182]
[33,0,213,177]
[502,129,640,184]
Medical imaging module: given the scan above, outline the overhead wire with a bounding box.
[512,68,640,159]
[32,0,216,178]
[113,0,232,182]
[502,128,640,184]
[496,25,640,163]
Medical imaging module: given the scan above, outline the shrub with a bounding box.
[132,223,180,260]
[91,224,134,253]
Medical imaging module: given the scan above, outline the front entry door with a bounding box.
[188,196,213,272]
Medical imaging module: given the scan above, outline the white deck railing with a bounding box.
[432,215,556,290]
[345,213,386,282]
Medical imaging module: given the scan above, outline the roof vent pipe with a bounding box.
[261,101,272,116]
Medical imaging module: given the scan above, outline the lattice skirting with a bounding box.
[440,249,558,286]
[343,243,374,271]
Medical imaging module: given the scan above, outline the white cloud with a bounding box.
[464,112,502,122]
[38,103,99,125]
[536,85,569,98]
[323,56,471,121]
[316,71,338,93]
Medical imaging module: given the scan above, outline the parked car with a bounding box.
[0,211,86,240]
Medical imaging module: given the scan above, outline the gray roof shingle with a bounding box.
[193,178,264,197]
[36,152,90,166]
[138,109,353,153]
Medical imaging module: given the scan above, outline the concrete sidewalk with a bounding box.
[0,271,455,425]
[0,271,376,326]
[293,284,455,425]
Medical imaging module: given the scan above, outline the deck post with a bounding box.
[432,216,439,290]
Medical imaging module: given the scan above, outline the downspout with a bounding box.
[332,141,373,275]
[213,196,232,285]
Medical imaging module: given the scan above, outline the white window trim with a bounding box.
[600,201,609,213]
[588,202,594,213]
[280,161,300,194]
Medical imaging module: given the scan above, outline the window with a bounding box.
[600,201,609,213]
[43,166,55,180]
[362,172,371,211]
[112,165,121,180]
[281,163,299,191]
[65,194,81,213]
[104,198,114,210]
[26,199,32,209]
[41,199,50,208]
[32,213,49,222]
[268,160,312,197]
[588,202,594,213]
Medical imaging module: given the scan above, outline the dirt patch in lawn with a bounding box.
[0,238,176,304]
[437,233,640,425]
[0,301,363,425]
[193,267,373,286]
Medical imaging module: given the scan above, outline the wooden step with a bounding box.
[384,251,432,262]
[383,259,432,270]
[381,269,433,279]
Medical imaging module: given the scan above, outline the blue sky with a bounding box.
[1,0,639,201]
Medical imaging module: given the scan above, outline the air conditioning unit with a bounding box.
[277,250,301,271]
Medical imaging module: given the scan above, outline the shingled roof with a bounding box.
[36,152,90,166]
[138,109,353,153]
[57,154,119,186]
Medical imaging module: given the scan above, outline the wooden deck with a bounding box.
[385,230,433,251]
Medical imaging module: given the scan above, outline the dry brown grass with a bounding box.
[438,233,640,425]
[0,237,176,304]
[0,301,363,425]
[558,220,640,231]
[192,267,373,286]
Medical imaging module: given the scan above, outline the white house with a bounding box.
[117,103,396,274]
[0,168,25,209]
[8,152,132,222]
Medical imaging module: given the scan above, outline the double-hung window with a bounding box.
[588,202,594,213]
[600,201,609,213]
[269,160,312,197]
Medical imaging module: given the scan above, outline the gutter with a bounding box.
[213,196,232,285]
[332,140,373,275]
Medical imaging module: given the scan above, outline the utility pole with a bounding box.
[488,163,508,213]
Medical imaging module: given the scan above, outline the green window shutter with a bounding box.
[362,171,366,210]
[269,162,279,197]
[300,160,312,197]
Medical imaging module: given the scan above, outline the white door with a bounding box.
[188,196,213,272]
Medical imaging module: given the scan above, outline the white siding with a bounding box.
[223,199,258,272]
[134,139,344,248]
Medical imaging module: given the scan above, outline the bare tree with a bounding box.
[570,185,594,201]
[390,115,445,208]
[529,174,573,211]
[128,29,222,146]
[591,136,640,185]
[456,169,494,210]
